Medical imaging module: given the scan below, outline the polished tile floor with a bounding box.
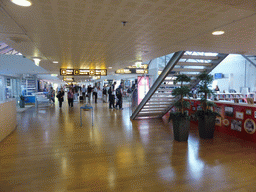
[1,100,256,192]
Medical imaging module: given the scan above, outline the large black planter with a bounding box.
[198,114,216,139]
[172,117,190,142]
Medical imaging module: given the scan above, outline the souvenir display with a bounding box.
[244,119,256,134]
[215,116,221,126]
[225,106,233,117]
[223,119,230,126]
[235,112,244,120]
[231,119,242,132]
[246,109,252,115]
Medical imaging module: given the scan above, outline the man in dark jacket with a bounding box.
[108,82,116,109]
[115,83,123,109]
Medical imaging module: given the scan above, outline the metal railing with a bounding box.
[130,51,185,120]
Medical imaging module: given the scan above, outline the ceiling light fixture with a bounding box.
[51,74,58,77]
[212,30,225,35]
[32,58,41,66]
[53,61,59,63]
[122,21,127,26]
[11,0,32,7]
[108,67,112,69]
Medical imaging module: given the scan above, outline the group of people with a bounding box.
[81,85,100,103]
[108,82,124,110]
[50,82,124,109]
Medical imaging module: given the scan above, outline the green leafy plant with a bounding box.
[196,72,220,117]
[169,74,191,121]
[20,95,25,101]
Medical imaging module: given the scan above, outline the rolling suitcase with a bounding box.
[80,96,83,102]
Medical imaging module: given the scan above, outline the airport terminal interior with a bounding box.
[1,0,256,191]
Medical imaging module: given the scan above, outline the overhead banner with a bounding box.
[115,68,148,74]
[60,69,107,76]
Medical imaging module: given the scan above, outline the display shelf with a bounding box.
[21,76,37,96]
[216,93,256,102]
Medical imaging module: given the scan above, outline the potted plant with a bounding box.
[195,73,220,139]
[20,95,25,108]
[169,74,191,142]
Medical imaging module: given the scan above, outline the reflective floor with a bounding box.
[1,100,256,192]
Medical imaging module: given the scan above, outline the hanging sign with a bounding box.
[60,69,107,76]
[115,68,148,74]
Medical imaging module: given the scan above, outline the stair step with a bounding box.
[144,103,170,106]
[147,102,171,105]
[137,112,163,117]
[141,109,166,112]
[177,62,212,66]
[157,88,174,91]
[145,102,170,106]
[150,97,174,100]
[173,68,206,72]
[182,55,218,60]
[153,92,173,96]
[167,73,198,77]
[143,106,168,109]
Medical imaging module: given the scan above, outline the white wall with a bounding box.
[210,54,256,93]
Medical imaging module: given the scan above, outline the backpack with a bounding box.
[103,88,107,94]
[108,87,112,95]
[116,88,121,98]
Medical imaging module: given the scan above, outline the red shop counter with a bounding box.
[185,99,256,143]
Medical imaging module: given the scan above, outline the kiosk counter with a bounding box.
[0,99,17,142]
[186,99,256,143]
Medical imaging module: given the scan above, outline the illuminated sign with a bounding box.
[60,69,74,75]
[116,68,148,74]
[127,64,148,69]
[63,77,74,81]
[60,69,107,76]
[136,69,148,74]
[116,69,132,74]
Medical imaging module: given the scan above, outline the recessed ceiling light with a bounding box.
[51,74,58,77]
[53,61,59,63]
[11,0,32,7]
[212,31,225,35]
[108,67,112,69]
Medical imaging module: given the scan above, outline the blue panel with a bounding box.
[24,96,35,103]
[214,73,223,79]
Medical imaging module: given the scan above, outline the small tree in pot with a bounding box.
[169,74,191,142]
[196,73,220,139]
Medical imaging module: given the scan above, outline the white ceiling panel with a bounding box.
[0,0,256,77]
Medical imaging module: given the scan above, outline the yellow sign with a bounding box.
[63,77,74,81]
[60,69,107,76]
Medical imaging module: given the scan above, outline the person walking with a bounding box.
[56,90,64,108]
[93,86,98,103]
[81,85,87,102]
[103,86,107,103]
[68,88,74,107]
[108,82,116,109]
[50,87,55,104]
[115,83,123,109]
[87,85,93,103]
